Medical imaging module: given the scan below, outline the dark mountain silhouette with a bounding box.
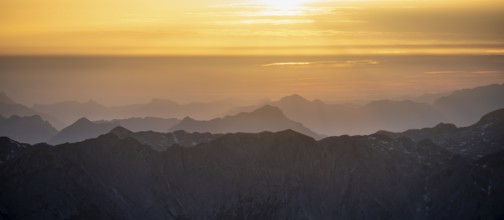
[0,136,32,163]
[171,105,323,139]
[0,115,58,144]
[434,83,504,126]
[376,108,504,160]
[49,117,118,145]
[108,126,222,151]
[1,119,503,219]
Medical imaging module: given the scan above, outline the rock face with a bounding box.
[377,108,504,160]
[0,115,58,144]
[1,121,503,219]
[171,105,323,139]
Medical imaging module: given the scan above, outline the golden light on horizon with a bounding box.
[0,0,503,55]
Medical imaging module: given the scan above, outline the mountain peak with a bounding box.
[278,94,310,104]
[0,92,16,105]
[74,117,93,125]
[250,105,284,117]
[109,126,133,138]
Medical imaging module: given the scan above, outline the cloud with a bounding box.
[211,19,314,25]
[262,60,380,68]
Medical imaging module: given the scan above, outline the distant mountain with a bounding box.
[49,118,118,145]
[377,108,504,160]
[229,94,443,135]
[171,105,323,139]
[223,84,503,136]
[0,93,65,129]
[33,100,109,124]
[1,125,503,219]
[0,92,16,105]
[0,93,40,118]
[434,83,504,126]
[49,117,183,145]
[394,91,451,104]
[33,99,237,125]
[359,100,444,134]
[112,99,238,120]
[107,117,180,132]
[0,115,58,144]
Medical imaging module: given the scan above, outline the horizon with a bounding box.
[1,55,503,106]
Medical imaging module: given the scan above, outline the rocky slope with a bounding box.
[1,122,502,219]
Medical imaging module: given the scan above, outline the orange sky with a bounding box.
[0,0,503,105]
[1,0,503,55]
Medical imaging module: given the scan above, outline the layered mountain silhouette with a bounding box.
[0,93,37,117]
[226,84,504,135]
[1,109,503,219]
[171,105,323,139]
[49,117,182,145]
[33,99,237,125]
[103,117,180,133]
[49,118,118,145]
[434,83,504,126]
[377,108,504,160]
[0,115,58,144]
[0,93,65,129]
[3,84,503,136]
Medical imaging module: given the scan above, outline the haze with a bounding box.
[0,0,503,105]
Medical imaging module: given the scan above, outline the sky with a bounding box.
[1,0,503,55]
[0,0,503,105]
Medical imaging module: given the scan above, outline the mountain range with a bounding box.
[0,93,65,129]
[32,99,237,125]
[0,115,58,144]
[0,108,502,219]
[2,83,503,140]
[226,83,504,135]
[170,105,323,139]
[376,108,504,160]
[49,117,181,145]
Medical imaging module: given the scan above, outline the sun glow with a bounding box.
[261,0,308,10]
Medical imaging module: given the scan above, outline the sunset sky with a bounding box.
[0,0,503,105]
[1,0,503,55]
